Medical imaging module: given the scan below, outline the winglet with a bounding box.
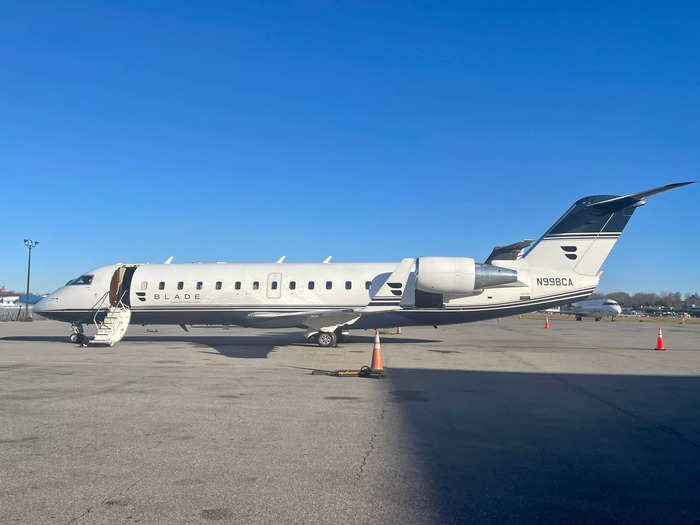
[164,256,174,264]
[323,256,332,263]
[276,256,286,263]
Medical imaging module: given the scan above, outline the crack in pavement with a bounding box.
[357,403,386,480]
[63,473,149,525]
[62,432,168,524]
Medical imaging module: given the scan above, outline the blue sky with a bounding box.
[1,2,698,294]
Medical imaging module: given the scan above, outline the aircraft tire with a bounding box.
[317,332,337,347]
[69,333,79,343]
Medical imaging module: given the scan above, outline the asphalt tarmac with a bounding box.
[1,318,699,524]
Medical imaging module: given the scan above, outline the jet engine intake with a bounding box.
[416,257,517,294]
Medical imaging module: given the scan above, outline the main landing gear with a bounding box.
[317,332,337,347]
[311,329,346,347]
[69,323,87,344]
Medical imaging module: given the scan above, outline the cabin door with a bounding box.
[108,265,138,307]
[109,267,126,306]
[267,272,282,299]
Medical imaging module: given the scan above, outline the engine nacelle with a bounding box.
[416,257,518,294]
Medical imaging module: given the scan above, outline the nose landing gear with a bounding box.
[69,323,86,344]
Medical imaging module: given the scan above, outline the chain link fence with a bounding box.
[0,305,36,321]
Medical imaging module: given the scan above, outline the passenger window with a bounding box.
[308,281,315,290]
[235,281,241,290]
[271,281,278,290]
[365,281,371,290]
[215,281,222,290]
[159,281,165,290]
[177,281,184,290]
[140,281,148,290]
[326,281,332,290]
[196,281,203,290]
[253,281,259,290]
[289,281,296,290]
[345,281,352,290]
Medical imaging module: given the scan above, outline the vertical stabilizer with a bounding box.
[523,182,693,275]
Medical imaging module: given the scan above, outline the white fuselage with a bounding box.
[34,259,599,330]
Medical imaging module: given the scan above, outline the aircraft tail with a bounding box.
[523,182,694,275]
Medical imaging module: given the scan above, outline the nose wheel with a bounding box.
[70,323,85,344]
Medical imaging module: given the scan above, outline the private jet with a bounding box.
[568,299,623,321]
[34,182,694,346]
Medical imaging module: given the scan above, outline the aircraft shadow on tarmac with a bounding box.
[0,333,442,360]
[386,368,700,524]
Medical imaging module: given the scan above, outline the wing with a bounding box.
[247,308,364,332]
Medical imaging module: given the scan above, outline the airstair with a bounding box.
[90,289,131,347]
[93,304,131,346]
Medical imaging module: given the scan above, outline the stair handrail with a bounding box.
[116,288,129,309]
[91,291,110,329]
[92,288,130,331]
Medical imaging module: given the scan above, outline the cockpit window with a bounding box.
[604,300,617,305]
[66,275,94,286]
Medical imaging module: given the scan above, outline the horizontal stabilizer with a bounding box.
[485,239,534,264]
[586,181,695,211]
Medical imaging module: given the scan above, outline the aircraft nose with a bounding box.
[34,295,57,313]
[33,297,48,312]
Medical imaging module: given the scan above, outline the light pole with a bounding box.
[24,239,39,321]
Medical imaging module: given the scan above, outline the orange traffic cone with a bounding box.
[544,317,550,329]
[655,327,665,350]
[396,326,402,334]
[681,317,686,325]
[371,330,384,371]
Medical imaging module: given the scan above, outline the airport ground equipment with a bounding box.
[313,330,385,378]
[655,327,665,350]
[370,330,384,372]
